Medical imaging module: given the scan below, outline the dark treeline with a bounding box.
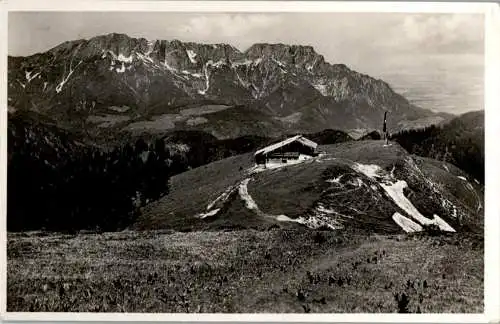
[303,129,353,145]
[8,117,172,232]
[160,129,353,169]
[359,130,382,141]
[390,118,484,184]
[160,131,274,170]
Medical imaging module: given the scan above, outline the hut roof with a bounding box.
[254,135,318,156]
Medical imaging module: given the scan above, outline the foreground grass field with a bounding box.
[7,230,483,313]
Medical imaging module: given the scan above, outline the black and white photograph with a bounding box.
[1,1,498,319]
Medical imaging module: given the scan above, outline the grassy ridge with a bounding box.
[7,230,483,313]
[136,140,483,233]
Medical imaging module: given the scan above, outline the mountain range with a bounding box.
[8,33,451,142]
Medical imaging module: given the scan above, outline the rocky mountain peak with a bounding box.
[245,43,325,70]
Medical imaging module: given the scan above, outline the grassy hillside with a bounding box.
[7,229,483,313]
[135,152,256,230]
[390,110,484,184]
[134,140,483,234]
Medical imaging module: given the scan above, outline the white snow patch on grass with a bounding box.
[207,185,237,211]
[326,175,344,184]
[352,163,382,179]
[432,214,456,232]
[238,177,339,229]
[239,178,259,210]
[380,180,455,232]
[276,215,299,222]
[392,212,423,233]
[276,214,339,230]
[197,208,220,219]
[316,205,335,214]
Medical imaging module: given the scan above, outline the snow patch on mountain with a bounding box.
[272,58,286,68]
[351,162,455,232]
[231,58,262,68]
[197,208,220,219]
[380,180,455,232]
[56,60,82,93]
[312,83,328,96]
[186,49,198,64]
[238,177,340,229]
[392,212,423,233]
[116,63,126,73]
[162,59,178,73]
[326,175,344,184]
[352,163,383,179]
[239,178,259,211]
[136,52,154,64]
[181,70,203,78]
[108,51,133,63]
[198,62,213,95]
[207,185,238,211]
[25,71,40,82]
[234,71,250,88]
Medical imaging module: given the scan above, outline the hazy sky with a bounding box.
[8,12,484,114]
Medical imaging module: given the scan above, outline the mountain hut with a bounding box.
[254,135,318,165]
